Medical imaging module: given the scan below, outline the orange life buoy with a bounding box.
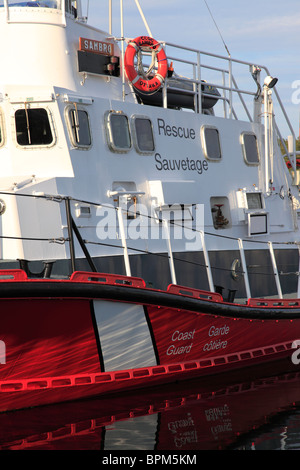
[124,36,168,94]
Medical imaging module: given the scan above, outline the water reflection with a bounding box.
[1,366,300,450]
[234,408,300,450]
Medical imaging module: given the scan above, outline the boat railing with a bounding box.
[69,196,300,300]
[1,191,299,301]
[162,47,253,120]
[133,39,297,171]
[120,0,297,137]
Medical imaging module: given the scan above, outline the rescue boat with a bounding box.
[0,1,300,413]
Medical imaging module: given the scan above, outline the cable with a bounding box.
[0,191,299,277]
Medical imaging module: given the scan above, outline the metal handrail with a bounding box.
[0,191,297,297]
[157,41,296,141]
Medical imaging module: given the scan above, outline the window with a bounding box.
[241,132,260,165]
[93,300,156,371]
[246,192,263,210]
[15,108,53,146]
[133,117,155,153]
[201,126,221,160]
[106,111,131,152]
[68,108,91,147]
[7,1,59,7]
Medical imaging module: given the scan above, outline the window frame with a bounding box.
[241,132,260,166]
[66,105,92,149]
[131,115,155,155]
[246,191,263,210]
[105,110,132,153]
[13,105,55,149]
[201,125,222,161]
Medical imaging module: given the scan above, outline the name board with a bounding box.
[79,37,114,56]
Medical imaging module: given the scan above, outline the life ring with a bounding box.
[124,36,168,94]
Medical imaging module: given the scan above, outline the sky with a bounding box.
[82,0,300,138]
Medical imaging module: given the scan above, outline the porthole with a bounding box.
[201,126,221,160]
[105,111,131,153]
[67,106,91,148]
[132,116,155,154]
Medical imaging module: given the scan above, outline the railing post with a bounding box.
[197,51,202,114]
[222,71,227,118]
[228,56,233,119]
[199,231,214,292]
[268,241,283,298]
[65,197,76,273]
[162,81,168,109]
[120,0,126,101]
[193,64,198,114]
[162,219,177,285]
[117,206,131,277]
[238,238,251,299]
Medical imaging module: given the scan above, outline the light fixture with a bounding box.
[264,75,278,89]
[0,199,6,216]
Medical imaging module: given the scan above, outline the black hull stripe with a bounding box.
[0,281,299,320]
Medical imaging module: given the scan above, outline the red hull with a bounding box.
[0,270,300,413]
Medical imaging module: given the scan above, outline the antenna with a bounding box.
[203,0,231,57]
[109,0,112,34]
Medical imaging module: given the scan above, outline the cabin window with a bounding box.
[15,108,53,146]
[106,111,131,152]
[6,1,59,7]
[201,126,221,160]
[132,116,155,153]
[68,108,91,148]
[241,132,260,165]
[6,0,59,9]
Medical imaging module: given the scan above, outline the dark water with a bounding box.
[1,366,300,451]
